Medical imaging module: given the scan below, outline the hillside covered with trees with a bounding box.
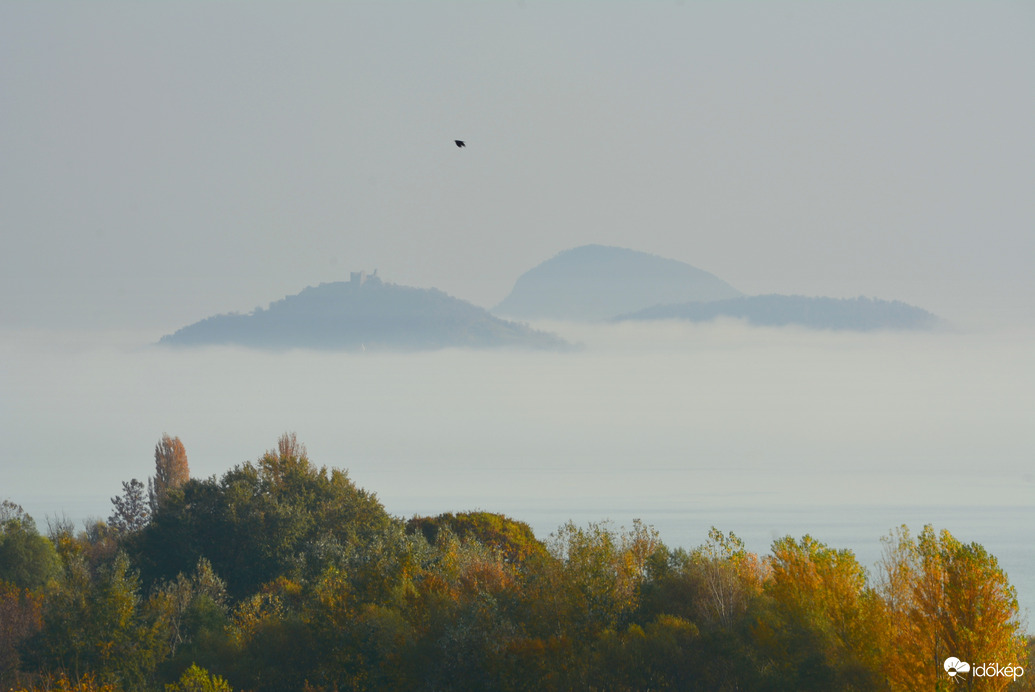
[616,294,941,331]
[493,246,941,330]
[1,435,1030,691]
[160,276,569,351]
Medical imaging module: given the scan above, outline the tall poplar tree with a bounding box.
[149,434,189,512]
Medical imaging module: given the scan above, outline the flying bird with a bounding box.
[455,140,465,148]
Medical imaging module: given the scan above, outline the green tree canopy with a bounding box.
[0,501,60,591]
[130,434,397,599]
[406,511,548,566]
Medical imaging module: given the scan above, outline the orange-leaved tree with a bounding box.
[150,434,189,512]
[877,525,1026,692]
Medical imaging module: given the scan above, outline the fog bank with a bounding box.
[2,321,1032,612]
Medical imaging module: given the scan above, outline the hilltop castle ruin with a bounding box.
[349,269,380,286]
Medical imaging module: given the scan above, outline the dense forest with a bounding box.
[1,435,1031,691]
[615,295,940,331]
[159,277,569,351]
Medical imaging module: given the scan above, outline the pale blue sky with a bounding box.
[2,2,1033,330]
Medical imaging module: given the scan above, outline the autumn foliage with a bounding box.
[151,435,189,512]
[1,435,1029,691]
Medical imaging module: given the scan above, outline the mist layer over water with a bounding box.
[2,321,1032,616]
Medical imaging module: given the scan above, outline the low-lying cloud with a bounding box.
[2,320,1032,609]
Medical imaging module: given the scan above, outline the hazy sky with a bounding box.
[2,2,1033,331]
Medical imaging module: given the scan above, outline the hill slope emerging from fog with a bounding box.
[615,294,940,331]
[493,244,743,321]
[159,276,569,351]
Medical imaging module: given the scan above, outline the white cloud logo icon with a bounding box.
[944,657,971,678]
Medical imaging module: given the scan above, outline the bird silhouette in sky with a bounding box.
[455,140,465,148]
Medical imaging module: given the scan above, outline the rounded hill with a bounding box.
[493,245,742,321]
[159,274,569,351]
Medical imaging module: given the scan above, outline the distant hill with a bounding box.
[615,294,941,331]
[493,245,743,321]
[159,274,569,351]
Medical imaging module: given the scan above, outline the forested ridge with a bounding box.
[614,295,940,331]
[1,435,1031,691]
[159,278,569,351]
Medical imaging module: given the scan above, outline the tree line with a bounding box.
[1,434,1031,691]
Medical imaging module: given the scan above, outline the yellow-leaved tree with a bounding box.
[877,525,1026,691]
[150,434,189,512]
